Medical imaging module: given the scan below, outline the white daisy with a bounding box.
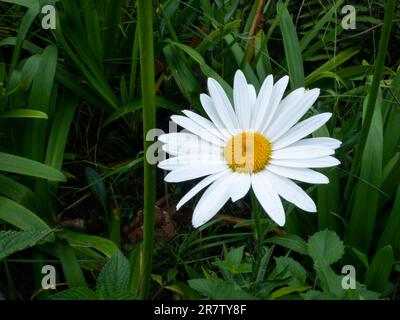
[158,70,341,228]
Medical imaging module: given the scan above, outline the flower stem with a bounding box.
[251,191,264,257]
[137,0,156,300]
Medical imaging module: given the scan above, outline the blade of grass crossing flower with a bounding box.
[277,1,304,89]
[138,0,157,300]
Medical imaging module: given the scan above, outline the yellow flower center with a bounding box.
[224,132,272,173]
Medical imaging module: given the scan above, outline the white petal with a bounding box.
[182,110,228,141]
[176,170,230,210]
[208,78,240,130]
[248,84,257,107]
[267,164,329,184]
[252,75,273,132]
[272,145,334,160]
[272,113,332,150]
[270,156,340,168]
[262,171,316,212]
[251,173,285,226]
[200,93,234,139]
[229,173,251,202]
[160,132,222,156]
[162,142,221,157]
[192,173,233,228]
[289,137,342,150]
[171,115,225,146]
[257,75,289,132]
[159,155,224,171]
[233,70,250,129]
[165,163,228,182]
[266,88,320,141]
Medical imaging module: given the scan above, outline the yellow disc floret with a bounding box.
[224,131,272,173]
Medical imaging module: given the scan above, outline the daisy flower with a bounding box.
[158,70,341,228]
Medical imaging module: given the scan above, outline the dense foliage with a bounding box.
[0,0,399,300]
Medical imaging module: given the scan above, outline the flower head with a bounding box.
[158,70,341,228]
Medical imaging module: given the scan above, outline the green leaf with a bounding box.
[365,245,393,293]
[45,93,78,171]
[0,230,53,260]
[51,287,98,300]
[0,174,35,209]
[269,285,311,300]
[57,230,119,258]
[378,183,400,257]
[0,109,48,119]
[213,246,252,274]
[274,256,307,286]
[307,230,344,265]
[305,48,360,86]
[96,251,131,300]
[188,278,255,300]
[0,152,66,182]
[347,89,383,253]
[307,230,345,297]
[84,167,108,212]
[277,1,304,89]
[265,234,307,255]
[0,196,52,232]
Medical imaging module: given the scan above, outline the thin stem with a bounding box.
[251,191,264,260]
[137,0,157,300]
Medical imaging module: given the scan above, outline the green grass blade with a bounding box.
[0,196,51,232]
[347,90,383,253]
[0,152,66,182]
[364,245,393,293]
[0,109,48,119]
[378,184,400,257]
[277,1,304,89]
[345,0,397,198]
[138,0,156,300]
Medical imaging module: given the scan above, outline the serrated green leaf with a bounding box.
[96,251,131,300]
[0,230,52,260]
[307,230,344,265]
